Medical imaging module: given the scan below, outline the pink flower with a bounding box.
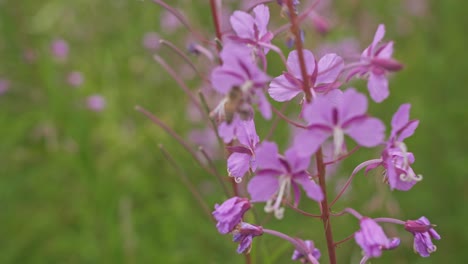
[86,95,106,112]
[212,197,252,234]
[355,218,396,258]
[0,79,10,95]
[347,24,403,102]
[247,141,323,219]
[227,119,259,180]
[51,39,69,61]
[295,88,385,157]
[142,32,161,50]
[67,71,84,87]
[405,216,441,257]
[269,49,344,102]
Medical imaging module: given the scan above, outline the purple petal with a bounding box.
[228,153,252,178]
[256,91,272,120]
[269,75,302,102]
[377,41,394,59]
[398,120,419,142]
[247,175,279,202]
[211,67,242,94]
[368,72,389,103]
[302,93,335,125]
[230,11,255,39]
[316,53,344,84]
[293,174,324,202]
[218,117,241,143]
[338,88,368,123]
[253,4,270,37]
[284,147,310,172]
[346,117,385,147]
[255,141,283,171]
[237,119,259,148]
[287,50,316,79]
[293,129,330,157]
[364,24,385,57]
[391,104,411,134]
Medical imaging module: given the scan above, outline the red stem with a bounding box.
[316,149,337,264]
[209,0,223,51]
[286,0,312,103]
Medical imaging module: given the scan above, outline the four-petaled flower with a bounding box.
[229,4,274,55]
[269,49,344,102]
[227,119,259,180]
[366,104,422,191]
[292,239,321,263]
[355,218,399,259]
[212,197,252,234]
[347,24,403,102]
[247,141,323,219]
[232,222,263,254]
[405,216,441,257]
[295,88,385,157]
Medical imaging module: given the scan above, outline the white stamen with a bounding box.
[399,171,423,182]
[396,142,410,169]
[333,127,345,157]
[263,176,290,219]
[241,80,254,93]
[235,177,243,183]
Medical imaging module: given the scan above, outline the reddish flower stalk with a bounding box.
[199,146,231,196]
[286,0,312,102]
[285,0,336,262]
[209,0,223,51]
[159,39,207,81]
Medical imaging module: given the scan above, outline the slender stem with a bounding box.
[286,0,312,102]
[153,55,204,116]
[271,105,308,129]
[198,91,223,147]
[324,146,359,165]
[265,102,290,141]
[152,0,210,45]
[263,229,320,264]
[159,145,214,221]
[330,159,382,207]
[199,147,230,196]
[159,39,207,81]
[209,0,222,51]
[373,217,405,225]
[135,106,215,176]
[285,202,322,218]
[334,233,355,246]
[244,254,252,264]
[315,148,337,264]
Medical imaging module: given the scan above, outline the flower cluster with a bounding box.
[148,1,440,263]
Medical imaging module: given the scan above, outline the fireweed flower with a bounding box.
[404,216,441,257]
[295,88,385,157]
[142,32,161,51]
[0,79,10,95]
[86,95,106,112]
[232,222,263,254]
[347,24,403,103]
[269,49,344,102]
[211,43,271,142]
[227,119,259,181]
[355,218,399,259]
[67,71,84,88]
[229,4,274,55]
[50,39,69,61]
[247,141,323,219]
[366,104,422,191]
[291,239,321,263]
[212,197,251,234]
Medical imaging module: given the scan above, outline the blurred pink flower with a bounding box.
[86,95,106,112]
[142,32,161,50]
[51,39,69,61]
[0,79,10,95]
[67,71,84,87]
[161,10,182,34]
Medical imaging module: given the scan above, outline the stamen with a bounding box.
[235,177,243,183]
[399,171,423,182]
[264,176,290,219]
[333,127,345,157]
[396,142,410,169]
[428,245,437,253]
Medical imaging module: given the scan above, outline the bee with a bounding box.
[223,86,251,124]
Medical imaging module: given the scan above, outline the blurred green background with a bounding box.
[0,0,467,263]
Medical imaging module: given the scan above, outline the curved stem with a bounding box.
[330,159,382,207]
[334,233,355,246]
[324,146,360,165]
[265,102,290,141]
[285,202,322,218]
[159,40,207,81]
[263,229,320,264]
[199,147,230,196]
[271,105,308,129]
[373,217,405,225]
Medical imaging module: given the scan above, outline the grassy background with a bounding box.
[0,0,467,263]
